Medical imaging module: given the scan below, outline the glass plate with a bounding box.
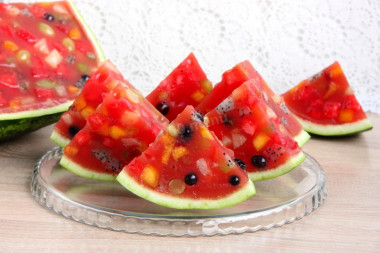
[31,147,327,236]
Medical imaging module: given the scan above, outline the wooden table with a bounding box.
[0,113,379,252]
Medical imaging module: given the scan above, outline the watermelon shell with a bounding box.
[117,106,255,209]
[0,1,105,141]
[282,61,373,136]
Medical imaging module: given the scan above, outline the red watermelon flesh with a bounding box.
[60,83,169,181]
[146,53,212,121]
[196,60,309,146]
[116,105,255,209]
[51,60,134,147]
[281,61,372,135]
[205,80,305,181]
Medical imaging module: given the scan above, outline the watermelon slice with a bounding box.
[60,83,169,181]
[50,60,134,147]
[205,80,305,181]
[146,53,212,121]
[117,105,255,209]
[0,1,104,141]
[282,62,373,136]
[197,61,310,146]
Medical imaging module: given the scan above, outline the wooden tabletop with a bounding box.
[0,113,379,252]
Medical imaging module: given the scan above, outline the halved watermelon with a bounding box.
[196,60,310,146]
[146,53,212,121]
[60,83,169,181]
[282,62,373,136]
[0,1,104,141]
[50,60,133,147]
[117,106,255,209]
[205,80,305,181]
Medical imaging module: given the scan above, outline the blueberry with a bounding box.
[43,13,55,22]
[68,125,80,137]
[234,158,246,170]
[155,102,169,115]
[229,175,240,186]
[185,173,197,185]
[179,125,193,142]
[251,155,267,169]
[81,74,90,82]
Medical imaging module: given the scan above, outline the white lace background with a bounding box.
[74,0,380,113]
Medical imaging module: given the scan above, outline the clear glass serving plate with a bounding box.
[31,147,327,236]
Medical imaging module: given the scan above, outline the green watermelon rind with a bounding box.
[293,129,311,147]
[0,101,71,141]
[0,101,72,120]
[116,171,256,209]
[248,151,306,182]
[294,115,373,136]
[0,112,63,141]
[60,154,117,182]
[50,129,71,147]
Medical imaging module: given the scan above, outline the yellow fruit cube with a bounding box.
[172,146,189,160]
[69,28,81,40]
[80,106,95,119]
[329,66,343,78]
[141,165,159,188]
[200,125,213,140]
[191,90,205,102]
[339,109,353,123]
[200,79,213,94]
[3,40,19,52]
[253,133,270,151]
[109,126,127,139]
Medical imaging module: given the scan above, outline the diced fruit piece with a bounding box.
[205,80,305,181]
[197,60,310,147]
[117,106,255,209]
[282,62,372,136]
[38,22,55,36]
[146,53,212,121]
[3,40,19,52]
[0,1,104,141]
[44,49,63,68]
[59,81,169,181]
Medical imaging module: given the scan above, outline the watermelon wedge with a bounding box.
[60,83,169,181]
[146,53,212,121]
[196,60,310,146]
[282,62,373,136]
[50,60,134,147]
[0,1,105,141]
[117,106,255,209]
[205,80,305,181]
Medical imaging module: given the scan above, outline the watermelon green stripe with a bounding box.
[116,171,256,209]
[294,115,373,136]
[248,151,305,182]
[293,129,311,147]
[0,112,63,141]
[50,129,71,147]
[60,155,117,182]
